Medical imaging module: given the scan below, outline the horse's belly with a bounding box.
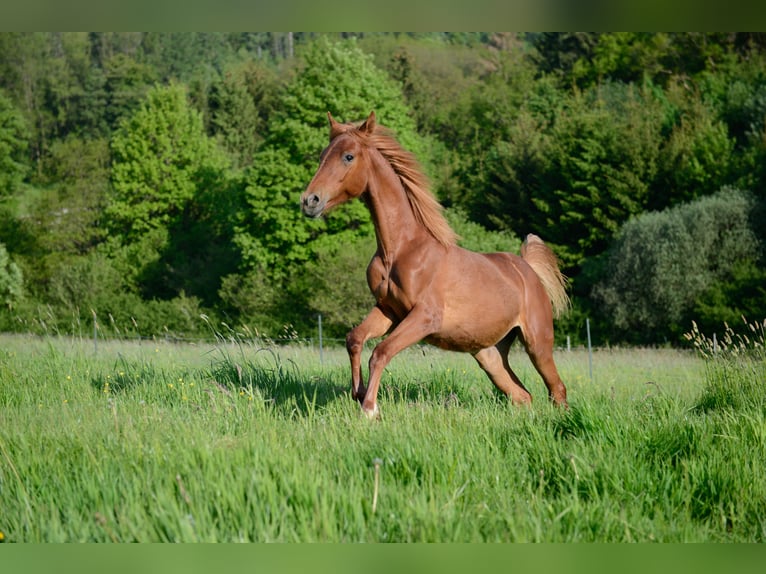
[426,313,515,353]
[426,272,521,352]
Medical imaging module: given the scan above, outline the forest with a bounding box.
[0,32,764,345]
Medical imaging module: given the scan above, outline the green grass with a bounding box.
[0,331,764,542]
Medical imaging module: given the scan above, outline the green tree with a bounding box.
[208,59,280,169]
[461,81,666,272]
[699,54,766,198]
[140,33,233,83]
[0,90,29,197]
[24,137,111,317]
[436,45,556,221]
[570,33,672,86]
[468,109,556,236]
[652,81,735,210]
[359,33,496,138]
[529,33,601,87]
[0,33,105,172]
[295,233,377,338]
[543,83,665,268]
[0,33,55,171]
[101,53,157,132]
[37,136,110,255]
[106,81,238,312]
[107,82,230,242]
[235,37,422,281]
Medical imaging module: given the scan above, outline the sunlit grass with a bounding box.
[0,331,763,542]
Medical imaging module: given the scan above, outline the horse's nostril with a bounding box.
[306,194,319,207]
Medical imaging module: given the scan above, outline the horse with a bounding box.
[301,111,570,419]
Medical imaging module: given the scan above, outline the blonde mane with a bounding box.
[360,126,457,247]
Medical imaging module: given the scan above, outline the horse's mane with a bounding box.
[359,126,457,247]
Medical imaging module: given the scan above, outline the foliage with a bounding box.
[236,37,423,282]
[217,269,285,337]
[100,53,157,133]
[208,59,281,169]
[444,208,522,254]
[653,80,735,209]
[36,136,110,255]
[692,261,766,333]
[0,90,29,196]
[0,33,765,342]
[452,79,736,272]
[543,82,666,267]
[107,82,230,242]
[592,188,761,342]
[0,242,23,308]
[296,233,377,338]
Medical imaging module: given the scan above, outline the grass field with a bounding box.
[0,323,764,542]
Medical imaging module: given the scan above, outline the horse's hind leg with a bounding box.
[473,345,532,405]
[518,321,568,407]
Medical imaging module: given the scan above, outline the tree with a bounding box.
[425,44,553,224]
[528,33,601,87]
[0,33,53,172]
[543,83,666,268]
[652,80,735,210]
[295,233,377,337]
[208,59,280,170]
[235,37,423,281]
[140,33,233,84]
[0,33,107,172]
[107,82,230,242]
[37,136,110,255]
[0,90,29,197]
[458,80,666,272]
[101,53,157,132]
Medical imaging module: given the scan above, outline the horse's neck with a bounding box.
[363,157,423,263]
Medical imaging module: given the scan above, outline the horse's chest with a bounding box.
[368,261,413,316]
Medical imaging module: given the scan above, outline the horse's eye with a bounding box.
[343,153,354,163]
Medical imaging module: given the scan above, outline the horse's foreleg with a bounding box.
[346,306,393,403]
[362,306,440,419]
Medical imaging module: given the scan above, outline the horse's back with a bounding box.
[446,247,534,293]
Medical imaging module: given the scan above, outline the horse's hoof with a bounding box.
[362,403,380,421]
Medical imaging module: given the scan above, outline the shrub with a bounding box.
[593,188,760,342]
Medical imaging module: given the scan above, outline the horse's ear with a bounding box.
[328,111,344,141]
[359,111,376,134]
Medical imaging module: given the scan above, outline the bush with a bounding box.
[217,270,285,337]
[593,187,761,342]
[295,233,377,339]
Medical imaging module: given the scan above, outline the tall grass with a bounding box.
[0,324,764,542]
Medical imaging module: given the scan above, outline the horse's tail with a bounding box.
[520,234,570,319]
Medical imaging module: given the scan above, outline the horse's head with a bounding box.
[301,111,376,218]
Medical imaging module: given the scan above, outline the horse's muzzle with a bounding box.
[301,193,325,218]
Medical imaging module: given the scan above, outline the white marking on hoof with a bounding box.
[362,403,380,420]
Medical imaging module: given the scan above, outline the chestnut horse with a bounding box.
[301,111,569,418]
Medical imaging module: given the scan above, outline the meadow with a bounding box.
[0,322,764,542]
